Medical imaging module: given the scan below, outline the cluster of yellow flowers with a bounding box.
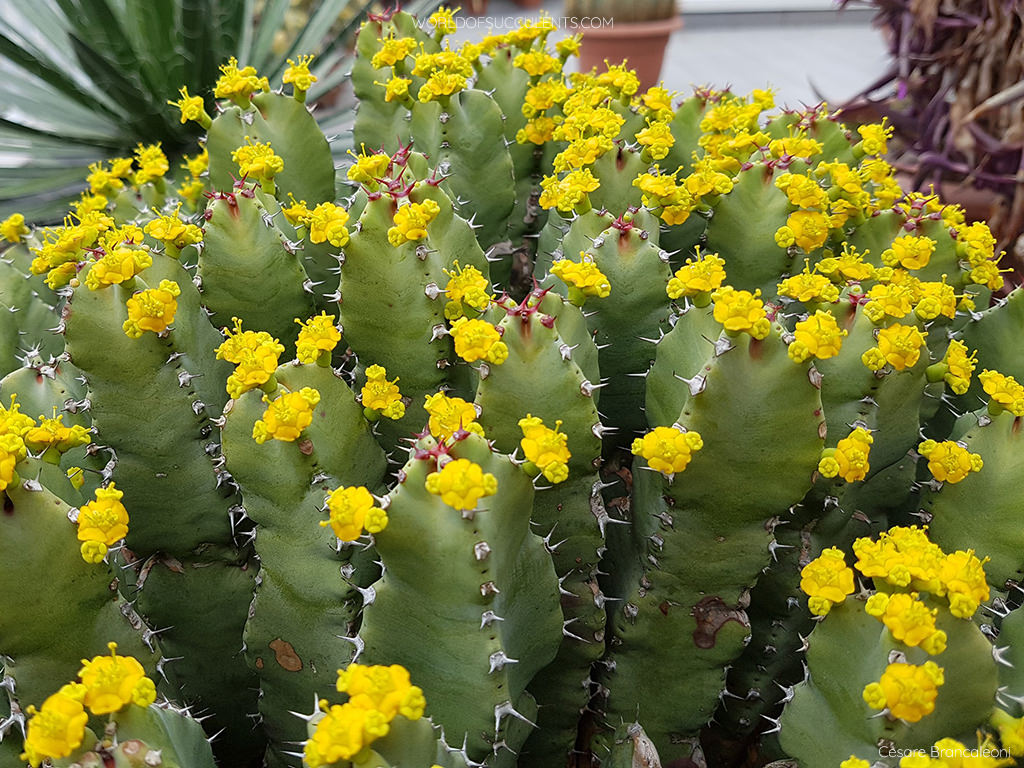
[631,425,704,477]
[666,248,726,302]
[550,251,611,305]
[21,643,157,767]
[305,663,427,767]
[443,261,492,320]
[361,364,406,421]
[252,387,321,444]
[518,414,571,484]
[0,396,90,494]
[216,318,286,400]
[320,485,389,542]
[76,484,130,564]
[817,426,873,483]
[295,312,342,364]
[801,526,989,623]
[425,457,498,511]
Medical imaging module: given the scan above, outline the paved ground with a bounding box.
[451,0,891,110]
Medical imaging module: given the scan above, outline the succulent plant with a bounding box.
[1,8,1023,768]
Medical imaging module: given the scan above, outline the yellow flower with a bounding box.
[21,690,89,767]
[538,169,600,212]
[939,340,977,395]
[372,36,418,69]
[775,173,829,210]
[818,427,873,482]
[417,70,468,102]
[232,138,284,183]
[513,50,561,77]
[361,365,405,420]
[347,147,391,187]
[518,415,571,484]
[635,120,675,161]
[711,286,771,339]
[516,116,557,145]
[800,547,855,616]
[76,483,129,563]
[865,592,947,654]
[551,252,610,303]
[443,261,491,319]
[82,245,152,291]
[917,440,982,484]
[522,80,568,117]
[133,143,169,186]
[219,323,285,399]
[858,119,893,156]
[641,85,674,117]
[666,249,726,299]
[22,414,90,454]
[304,702,389,767]
[556,35,582,58]
[840,758,871,768]
[296,312,341,363]
[423,392,484,441]
[122,280,181,338]
[0,433,26,492]
[969,259,1007,291]
[788,310,847,363]
[682,161,734,198]
[596,63,639,97]
[425,458,498,511]
[862,661,944,722]
[993,710,1024,757]
[914,280,957,321]
[167,86,208,126]
[978,369,1024,416]
[283,54,317,92]
[214,57,269,103]
[1,212,30,243]
[252,387,320,444]
[775,210,830,252]
[336,663,425,721]
[178,179,206,208]
[631,426,704,476]
[882,235,936,270]
[777,263,840,304]
[144,209,203,251]
[428,6,458,34]
[388,199,441,246]
[304,202,350,248]
[862,324,927,371]
[383,76,412,103]
[958,221,997,266]
[553,135,613,173]
[0,394,35,438]
[320,486,388,541]
[183,149,209,179]
[939,549,989,618]
[78,642,155,715]
[450,317,508,365]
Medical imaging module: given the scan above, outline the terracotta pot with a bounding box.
[575,15,682,91]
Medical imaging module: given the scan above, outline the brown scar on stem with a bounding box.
[269,638,302,671]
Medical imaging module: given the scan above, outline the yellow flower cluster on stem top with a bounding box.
[21,643,157,767]
[76,483,129,564]
[216,318,285,400]
[425,458,497,511]
[305,663,426,768]
[320,486,388,542]
[518,414,571,484]
[361,365,406,421]
[253,387,320,444]
[631,425,704,477]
